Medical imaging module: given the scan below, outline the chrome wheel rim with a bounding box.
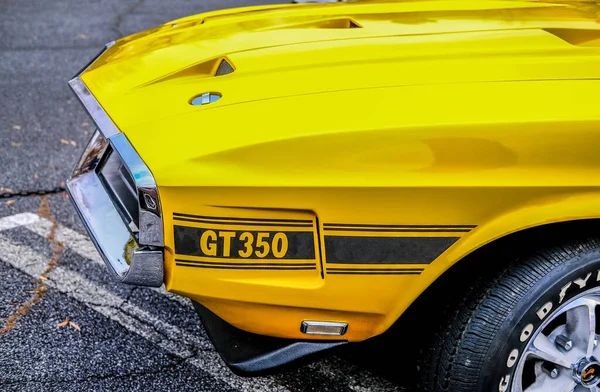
[512,287,600,392]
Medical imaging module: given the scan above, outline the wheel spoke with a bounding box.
[530,333,573,369]
[524,371,576,392]
[566,299,597,356]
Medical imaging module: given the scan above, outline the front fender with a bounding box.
[383,191,600,336]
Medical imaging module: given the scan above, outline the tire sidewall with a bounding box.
[483,248,600,392]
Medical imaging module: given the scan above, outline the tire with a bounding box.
[420,237,600,392]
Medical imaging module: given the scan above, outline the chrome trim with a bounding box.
[72,41,115,78]
[68,44,164,248]
[66,131,163,287]
[68,78,120,138]
[68,41,119,138]
[110,134,164,247]
[300,321,348,336]
[71,130,108,177]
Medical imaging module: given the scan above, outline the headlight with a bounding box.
[98,148,140,233]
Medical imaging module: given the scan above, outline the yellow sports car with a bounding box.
[66,0,600,391]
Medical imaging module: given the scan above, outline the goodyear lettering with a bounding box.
[519,324,533,342]
[574,272,592,289]
[559,282,571,304]
[506,349,518,368]
[536,302,552,320]
[499,375,509,392]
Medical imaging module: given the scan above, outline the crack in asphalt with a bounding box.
[111,0,146,38]
[0,187,66,199]
[0,197,64,335]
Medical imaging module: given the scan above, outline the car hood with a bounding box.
[79,0,600,185]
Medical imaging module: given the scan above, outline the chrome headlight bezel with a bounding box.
[65,43,164,287]
[67,44,163,248]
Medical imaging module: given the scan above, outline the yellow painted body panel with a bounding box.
[81,0,600,341]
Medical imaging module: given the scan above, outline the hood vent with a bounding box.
[309,17,362,29]
[545,28,600,47]
[215,58,235,76]
[264,17,362,31]
[327,17,362,29]
[143,56,235,87]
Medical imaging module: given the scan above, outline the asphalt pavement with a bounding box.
[0,1,408,391]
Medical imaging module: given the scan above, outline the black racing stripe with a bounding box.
[323,228,471,233]
[173,217,313,228]
[326,268,425,272]
[323,223,476,229]
[173,212,313,224]
[175,263,316,271]
[315,215,325,279]
[325,236,459,264]
[327,271,422,275]
[175,259,316,267]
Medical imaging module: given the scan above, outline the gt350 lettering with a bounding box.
[200,230,289,258]
[174,225,316,260]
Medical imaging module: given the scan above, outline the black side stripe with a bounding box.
[324,236,459,265]
[327,271,422,275]
[173,212,313,224]
[326,268,424,272]
[315,215,325,279]
[176,263,316,271]
[323,223,476,229]
[173,217,313,228]
[323,228,471,233]
[175,259,316,267]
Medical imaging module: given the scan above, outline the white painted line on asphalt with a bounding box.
[0,234,47,276]
[0,212,40,231]
[0,213,400,391]
[23,217,192,308]
[0,234,290,392]
[24,217,101,263]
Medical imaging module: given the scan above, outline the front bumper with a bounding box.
[66,131,164,287]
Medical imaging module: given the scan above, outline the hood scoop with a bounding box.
[143,57,235,87]
[262,17,362,31]
[545,28,600,47]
